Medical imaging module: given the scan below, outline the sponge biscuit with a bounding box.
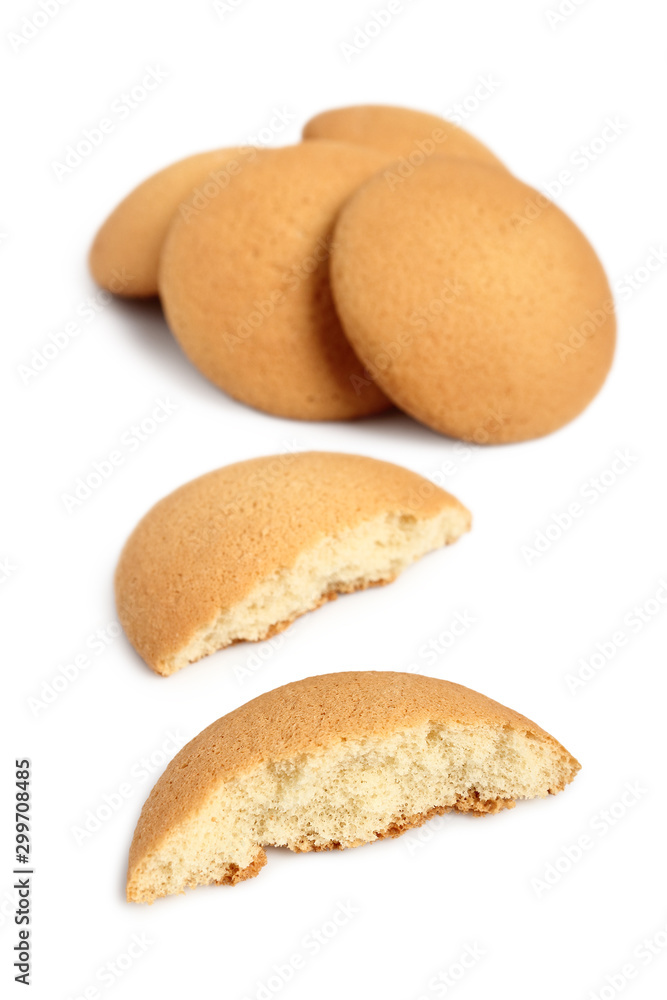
[115,451,471,676]
[127,670,580,901]
[89,147,258,297]
[303,104,504,169]
[331,157,616,442]
[158,142,393,420]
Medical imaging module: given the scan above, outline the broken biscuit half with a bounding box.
[126,671,580,902]
[115,451,471,676]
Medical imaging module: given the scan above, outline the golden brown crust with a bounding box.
[115,451,470,674]
[158,142,394,420]
[212,850,267,886]
[89,147,259,297]
[127,671,580,879]
[331,157,616,443]
[303,104,504,168]
[292,796,516,853]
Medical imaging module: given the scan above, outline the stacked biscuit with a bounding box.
[90,104,616,443]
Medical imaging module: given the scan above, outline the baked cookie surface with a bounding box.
[159,142,394,420]
[115,451,471,676]
[89,147,258,297]
[127,671,580,902]
[303,104,504,168]
[331,157,616,442]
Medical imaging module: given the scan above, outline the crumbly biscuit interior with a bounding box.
[128,721,574,902]
[159,506,470,675]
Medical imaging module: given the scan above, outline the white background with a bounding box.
[2,0,666,997]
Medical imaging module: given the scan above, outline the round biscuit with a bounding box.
[303,104,504,169]
[330,157,616,443]
[89,147,258,297]
[158,142,393,420]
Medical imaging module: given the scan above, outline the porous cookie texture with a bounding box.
[303,104,504,169]
[89,147,259,297]
[115,451,471,676]
[126,671,580,902]
[331,157,616,443]
[158,142,393,420]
